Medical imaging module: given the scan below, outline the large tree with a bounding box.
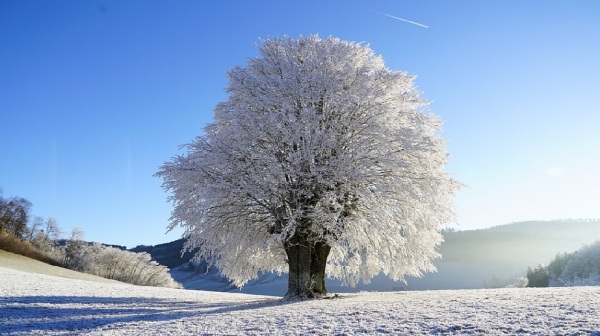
[157,35,459,299]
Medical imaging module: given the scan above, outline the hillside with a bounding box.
[130,239,197,269]
[408,220,600,290]
[0,249,120,283]
[441,220,600,266]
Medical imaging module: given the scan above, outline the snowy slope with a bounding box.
[2,265,599,335]
[0,250,119,283]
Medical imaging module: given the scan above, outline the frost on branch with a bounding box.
[156,35,459,297]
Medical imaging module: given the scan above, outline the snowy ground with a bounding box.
[1,257,600,335]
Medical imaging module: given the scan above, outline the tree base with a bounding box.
[282,292,340,301]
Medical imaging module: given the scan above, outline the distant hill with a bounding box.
[130,238,197,269]
[409,219,600,291]
[55,239,127,251]
[441,220,600,267]
[136,219,600,295]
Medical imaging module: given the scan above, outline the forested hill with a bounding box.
[130,239,197,269]
[441,219,600,267]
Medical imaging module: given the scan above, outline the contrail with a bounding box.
[374,11,429,28]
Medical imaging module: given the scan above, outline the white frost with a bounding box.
[2,266,599,335]
[156,35,460,288]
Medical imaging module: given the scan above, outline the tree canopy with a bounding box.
[157,35,459,298]
[0,191,32,239]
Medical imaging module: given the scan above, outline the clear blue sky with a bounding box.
[1,1,599,248]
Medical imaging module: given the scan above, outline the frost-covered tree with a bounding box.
[526,265,549,287]
[505,276,528,288]
[550,240,600,286]
[61,227,86,270]
[157,35,459,299]
[525,241,600,288]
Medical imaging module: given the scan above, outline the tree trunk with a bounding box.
[310,241,331,295]
[284,229,332,299]
[284,231,313,299]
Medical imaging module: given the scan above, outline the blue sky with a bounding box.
[1,1,599,248]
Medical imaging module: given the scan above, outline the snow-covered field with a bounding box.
[1,255,600,335]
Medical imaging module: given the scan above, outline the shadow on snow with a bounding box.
[0,295,289,334]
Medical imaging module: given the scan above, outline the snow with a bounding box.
[2,265,600,335]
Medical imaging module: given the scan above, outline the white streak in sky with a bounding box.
[374,11,429,28]
[126,139,133,196]
[50,139,58,199]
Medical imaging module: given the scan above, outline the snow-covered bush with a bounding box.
[52,242,180,288]
[526,265,549,287]
[505,276,528,288]
[82,244,181,288]
[559,274,600,286]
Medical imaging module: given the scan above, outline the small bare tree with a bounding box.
[26,216,45,241]
[43,217,62,241]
